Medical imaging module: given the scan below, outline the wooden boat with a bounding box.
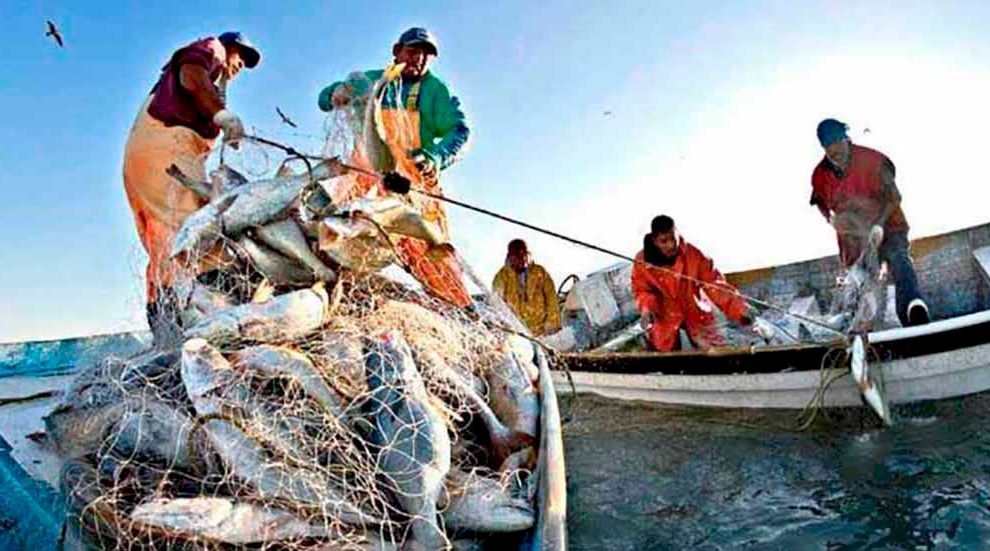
[552,222,990,412]
[0,332,567,550]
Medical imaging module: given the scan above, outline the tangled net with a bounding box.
[48,68,546,551]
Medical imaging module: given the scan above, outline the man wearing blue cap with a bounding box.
[123,31,261,344]
[317,27,474,307]
[810,118,930,326]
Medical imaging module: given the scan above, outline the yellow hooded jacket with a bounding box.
[492,263,561,335]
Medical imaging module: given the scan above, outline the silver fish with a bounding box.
[166,163,212,199]
[184,284,328,345]
[850,335,891,425]
[236,235,316,287]
[487,342,540,441]
[173,278,237,328]
[169,193,237,261]
[231,345,347,421]
[171,160,340,260]
[108,398,204,471]
[363,330,450,549]
[255,218,337,283]
[419,349,533,466]
[210,164,249,196]
[362,69,397,173]
[180,339,382,525]
[221,160,340,236]
[130,497,332,544]
[442,471,535,533]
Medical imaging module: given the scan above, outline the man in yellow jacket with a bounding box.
[492,239,561,335]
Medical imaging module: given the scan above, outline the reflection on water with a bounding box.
[563,394,990,550]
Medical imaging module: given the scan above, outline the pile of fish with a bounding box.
[45,159,546,550]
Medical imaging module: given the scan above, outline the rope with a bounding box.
[239,133,846,340]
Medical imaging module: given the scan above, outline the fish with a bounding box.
[210,164,249,196]
[419,348,533,466]
[363,330,450,550]
[221,160,340,236]
[107,398,204,472]
[169,194,237,261]
[129,497,332,544]
[255,218,337,283]
[236,235,316,287]
[166,163,212,199]
[180,339,382,525]
[442,470,535,533]
[486,342,540,441]
[171,159,340,260]
[849,335,891,425]
[173,278,237,328]
[362,69,398,173]
[184,283,328,345]
[316,197,450,273]
[231,344,347,421]
[44,349,180,458]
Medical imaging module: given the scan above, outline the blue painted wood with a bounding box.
[0,332,149,379]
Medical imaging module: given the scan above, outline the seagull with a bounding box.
[276,107,297,128]
[603,110,613,116]
[864,127,872,133]
[45,20,64,48]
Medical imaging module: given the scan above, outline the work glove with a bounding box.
[409,148,439,180]
[751,317,777,341]
[382,171,412,195]
[212,109,245,146]
[868,224,884,248]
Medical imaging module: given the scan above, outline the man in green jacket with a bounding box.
[317,27,474,307]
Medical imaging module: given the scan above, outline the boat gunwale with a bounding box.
[562,308,990,376]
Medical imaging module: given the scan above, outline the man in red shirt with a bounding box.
[122,32,260,344]
[810,118,930,327]
[631,215,764,352]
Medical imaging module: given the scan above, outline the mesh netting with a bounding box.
[51,67,543,550]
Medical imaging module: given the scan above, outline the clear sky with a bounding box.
[3,1,989,342]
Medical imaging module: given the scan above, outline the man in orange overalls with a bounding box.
[317,27,472,307]
[123,31,261,342]
[631,215,763,352]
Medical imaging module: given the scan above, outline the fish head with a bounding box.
[210,165,248,195]
[180,338,236,401]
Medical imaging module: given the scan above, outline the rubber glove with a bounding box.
[212,109,245,145]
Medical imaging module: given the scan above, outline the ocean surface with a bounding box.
[563,393,990,550]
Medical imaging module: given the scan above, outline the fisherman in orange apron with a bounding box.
[122,32,260,341]
[318,27,473,307]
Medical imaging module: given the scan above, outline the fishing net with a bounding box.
[52,68,545,550]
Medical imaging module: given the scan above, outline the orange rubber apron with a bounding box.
[122,97,220,302]
[333,80,472,307]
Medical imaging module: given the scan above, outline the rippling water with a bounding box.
[563,393,990,550]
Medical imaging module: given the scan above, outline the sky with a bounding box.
[2,0,990,342]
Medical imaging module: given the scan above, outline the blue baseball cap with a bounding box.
[218,31,261,68]
[816,118,848,147]
[396,27,438,56]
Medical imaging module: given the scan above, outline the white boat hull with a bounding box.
[553,340,990,409]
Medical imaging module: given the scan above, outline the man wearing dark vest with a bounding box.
[810,118,930,327]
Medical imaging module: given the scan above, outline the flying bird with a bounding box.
[45,20,64,48]
[276,107,297,128]
[603,110,613,116]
